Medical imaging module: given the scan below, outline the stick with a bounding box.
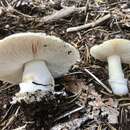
[2,107,20,130]
[41,6,86,23]
[84,69,112,93]
[55,106,85,121]
[51,116,93,130]
[2,0,33,18]
[67,14,111,32]
[12,124,27,130]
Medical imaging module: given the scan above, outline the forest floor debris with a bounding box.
[0,0,130,130]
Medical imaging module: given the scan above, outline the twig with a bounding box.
[67,14,111,32]
[106,122,117,130]
[118,98,130,102]
[0,104,13,123]
[84,69,112,94]
[12,124,27,130]
[51,116,93,130]
[41,6,86,23]
[55,105,85,121]
[64,71,83,76]
[0,84,16,93]
[0,82,9,90]
[84,0,90,24]
[1,106,20,130]
[119,103,130,107]
[2,0,34,18]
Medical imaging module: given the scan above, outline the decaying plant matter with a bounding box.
[0,0,130,130]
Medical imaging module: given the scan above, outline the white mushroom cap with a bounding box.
[90,39,130,63]
[0,32,80,83]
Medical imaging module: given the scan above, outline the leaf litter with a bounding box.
[0,0,130,130]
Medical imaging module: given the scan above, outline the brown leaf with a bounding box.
[64,75,86,94]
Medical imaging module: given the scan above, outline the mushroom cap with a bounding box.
[90,39,130,62]
[0,32,80,83]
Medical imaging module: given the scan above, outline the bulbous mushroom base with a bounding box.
[12,90,50,104]
[109,79,128,95]
[11,60,55,104]
[12,82,54,104]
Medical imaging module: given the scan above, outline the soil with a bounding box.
[0,0,130,130]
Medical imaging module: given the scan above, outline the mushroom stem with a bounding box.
[107,55,128,95]
[19,60,54,93]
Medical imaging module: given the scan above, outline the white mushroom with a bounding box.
[0,32,80,103]
[90,39,130,95]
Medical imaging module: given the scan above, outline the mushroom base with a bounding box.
[11,60,55,104]
[12,90,50,104]
[109,79,128,95]
[107,55,128,95]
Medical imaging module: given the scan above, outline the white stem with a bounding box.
[107,55,128,95]
[19,60,54,93]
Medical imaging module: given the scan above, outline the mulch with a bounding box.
[0,0,130,130]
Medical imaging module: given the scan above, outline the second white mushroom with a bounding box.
[90,39,130,95]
